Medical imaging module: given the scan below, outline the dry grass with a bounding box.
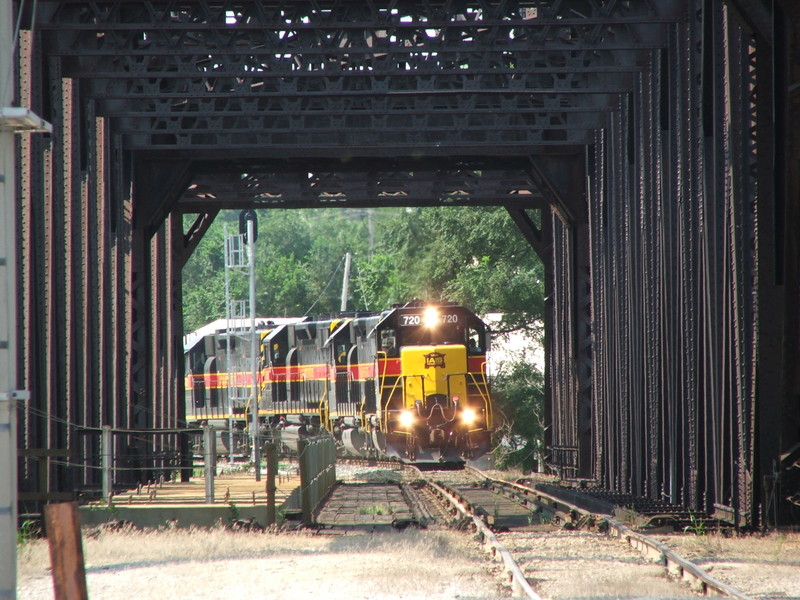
[18,527,510,600]
[480,467,528,482]
[20,526,323,578]
[502,529,702,599]
[537,561,695,599]
[657,530,800,598]
[661,530,800,563]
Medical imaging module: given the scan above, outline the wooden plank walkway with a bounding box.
[315,483,413,528]
[111,468,301,506]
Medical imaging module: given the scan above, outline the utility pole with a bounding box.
[246,215,260,481]
[1,3,50,595]
[0,4,18,591]
[340,252,351,312]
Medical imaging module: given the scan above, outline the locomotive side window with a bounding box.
[380,329,397,356]
[467,327,483,354]
[336,344,349,364]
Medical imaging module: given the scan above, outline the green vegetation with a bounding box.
[228,500,240,522]
[491,360,545,472]
[87,500,120,519]
[17,519,41,546]
[358,504,393,516]
[683,512,708,536]
[182,207,542,333]
[182,209,380,330]
[182,206,546,470]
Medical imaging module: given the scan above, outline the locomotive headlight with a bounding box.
[423,306,439,328]
[461,408,477,425]
[399,410,415,428]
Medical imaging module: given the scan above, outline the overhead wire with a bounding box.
[303,254,345,316]
[23,403,198,435]
[354,261,372,311]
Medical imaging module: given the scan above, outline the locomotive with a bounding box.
[184,301,493,463]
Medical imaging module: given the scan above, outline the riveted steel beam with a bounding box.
[34,0,678,156]
[38,0,683,36]
[133,159,193,235]
[526,152,591,478]
[724,0,773,45]
[180,210,219,268]
[179,161,547,210]
[506,208,543,258]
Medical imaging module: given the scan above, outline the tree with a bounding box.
[182,208,392,331]
[354,206,544,335]
[490,359,545,472]
[181,216,228,332]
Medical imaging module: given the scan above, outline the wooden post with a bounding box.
[101,426,112,500]
[44,502,88,600]
[265,444,277,525]
[204,426,216,503]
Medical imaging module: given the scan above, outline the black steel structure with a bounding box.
[12,1,800,526]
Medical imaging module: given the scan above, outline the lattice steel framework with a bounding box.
[12,0,800,526]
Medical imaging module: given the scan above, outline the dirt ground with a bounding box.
[658,530,800,599]
[17,525,800,600]
[16,527,512,600]
[16,463,800,600]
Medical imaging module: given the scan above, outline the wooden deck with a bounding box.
[111,468,301,506]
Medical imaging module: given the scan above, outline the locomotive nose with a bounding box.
[429,428,446,446]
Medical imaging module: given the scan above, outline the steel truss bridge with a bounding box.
[8,0,800,527]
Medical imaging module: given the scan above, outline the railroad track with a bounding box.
[313,462,755,599]
[336,456,406,471]
[414,465,753,600]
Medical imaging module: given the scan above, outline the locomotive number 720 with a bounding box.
[399,313,459,326]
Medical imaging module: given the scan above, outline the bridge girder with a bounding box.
[34,0,681,158]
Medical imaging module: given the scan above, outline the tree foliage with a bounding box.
[352,207,544,336]
[182,209,379,330]
[490,360,545,472]
[184,206,543,329]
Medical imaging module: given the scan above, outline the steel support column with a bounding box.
[777,0,800,524]
[1,3,21,592]
[534,155,591,478]
[751,2,785,527]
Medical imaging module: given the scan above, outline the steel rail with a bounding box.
[425,479,542,600]
[605,518,753,600]
[469,468,756,600]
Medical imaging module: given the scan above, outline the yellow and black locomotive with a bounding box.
[185,301,493,463]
